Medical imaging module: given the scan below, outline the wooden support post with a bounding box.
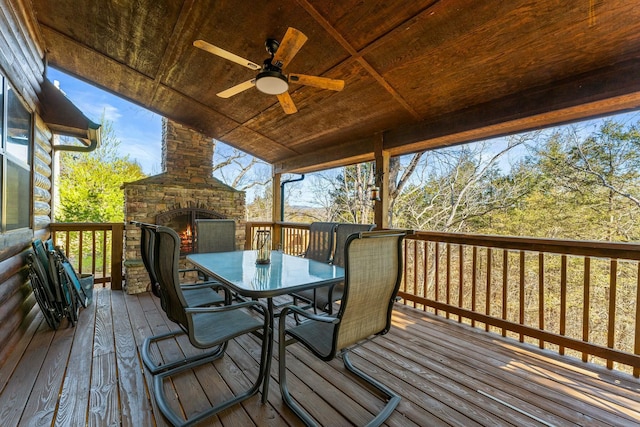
[111,223,123,290]
[374,134,390,229]
[272,171,282,250]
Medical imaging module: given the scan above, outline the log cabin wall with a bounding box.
[0,0,52,370]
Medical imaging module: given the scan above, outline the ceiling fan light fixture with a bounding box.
[255,71,289,95]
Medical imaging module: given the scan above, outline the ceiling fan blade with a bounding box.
[194,40,261,70]
[277,92,297,114]
[217,79,256,98]
[289,74,345,91]
[272,28,308,69]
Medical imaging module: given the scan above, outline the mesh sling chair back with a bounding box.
[195,219,236,253]
[304,221,338,261]
[291,222,337,310]
[149,226,271,427]
[278,230,410,427]
[296,222,375,315]
[138,221,225,305]
[137,222,231,375]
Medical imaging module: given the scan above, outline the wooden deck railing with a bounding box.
[248,222,640,377]
[49,221,640,376]
[399,231,640,377]
[245,221,310,255]
[50,223,124,290]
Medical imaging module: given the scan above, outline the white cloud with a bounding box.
[87,102,122,123]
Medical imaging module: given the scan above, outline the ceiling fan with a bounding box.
[194,27,345,114]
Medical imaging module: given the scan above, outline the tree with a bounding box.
[56,117,146,222]
[212,142,270,192]
[521,120,640,241]
[391,136,531,232]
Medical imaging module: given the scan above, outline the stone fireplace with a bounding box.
[123,119,246,294]
[156,207,226,255]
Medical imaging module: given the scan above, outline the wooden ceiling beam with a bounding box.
[384,57,640,155]
[274,136,375,174]
[149,0,197,102]
[295,0,421,120]
[276,57,640,173]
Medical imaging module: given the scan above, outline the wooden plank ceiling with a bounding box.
[30,0,640,173]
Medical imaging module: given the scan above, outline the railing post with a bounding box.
[111,223,124,290]
[273,222,282,251]
[244,222,253,250]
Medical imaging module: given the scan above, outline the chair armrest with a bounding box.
[280,305,339,324]
[185,299,269,323]
[181,280,232,303]
[180,280,222,290]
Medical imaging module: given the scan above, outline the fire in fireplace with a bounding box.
[156,208,225,254]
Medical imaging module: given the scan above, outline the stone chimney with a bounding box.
[123,118,247,294]
[161,118,213,182]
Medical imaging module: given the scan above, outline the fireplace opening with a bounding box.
[156,208,225,255]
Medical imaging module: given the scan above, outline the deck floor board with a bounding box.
[1,289,639,426]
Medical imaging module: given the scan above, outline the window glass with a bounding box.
[0,78,3,146]
[0,75,32,232]
[6,83,31,164]
[5,159,30,230]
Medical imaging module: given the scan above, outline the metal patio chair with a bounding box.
[147,226,270,427]
[303,221,338,261]
[137,222,232,374]
[278,229,410,426]
[194,219,237,283]
[291,221,337,311]
[295,223,375,315]
[195,218,236,253]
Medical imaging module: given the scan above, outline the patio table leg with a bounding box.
[261,298,275,403]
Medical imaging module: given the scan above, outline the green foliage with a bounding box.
[488,119,640,241]
[321,117,640,242]
[56,117,146,222]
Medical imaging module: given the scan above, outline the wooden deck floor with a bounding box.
[1,287,639,426]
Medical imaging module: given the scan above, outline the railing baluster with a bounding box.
[635,263,640,377]
[502,249,508,337]
[539,253,545,349]
[102,230,108,286]
[91,230,97,275]
[446,243,451,318]
[64,231,70,258]
[519,251,525,343]
[413,240,418,308]
[560,255,567,355]
[423,241,428,312]
[471,246,477,328]
[435,242,440,316]
[486,247,492,332]
[582,257,591,363]
[458,245,464,323]
[78,230,84,273]
[608,259,618,370]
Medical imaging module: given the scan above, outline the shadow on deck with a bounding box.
[1,288,639,426]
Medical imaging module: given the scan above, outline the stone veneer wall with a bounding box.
[123,119,246,294]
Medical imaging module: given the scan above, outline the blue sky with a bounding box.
[48,68,163,174]
[45,67,640,209]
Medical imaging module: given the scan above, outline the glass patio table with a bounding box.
[186,250,344,401]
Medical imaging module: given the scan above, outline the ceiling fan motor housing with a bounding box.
[255,57,289,95]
